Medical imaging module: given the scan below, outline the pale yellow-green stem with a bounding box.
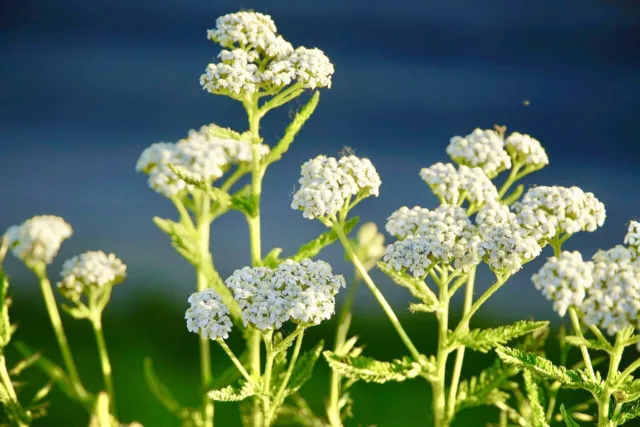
[90,315,117,418]
[446,266,477,421]
[333,224,421,361]
[598,334,624,427]
[433,275,451,427]
[568,307,596,382]
[32,265,87,401]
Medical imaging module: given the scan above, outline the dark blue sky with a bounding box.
[1,0,639,319]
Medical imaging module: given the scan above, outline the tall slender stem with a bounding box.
[433,278,450,427]
[196,197,214,427]
[452,274,508,336]
[327,274,359,426]
[91,316,117,418]
[446,266,476,420]
[568,307,596,381]
[333,224,421,361]
[268,329,306,426]
[598,336,624,427]
[33,266,86,400]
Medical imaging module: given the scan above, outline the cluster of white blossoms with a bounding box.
[58,251,127,302]
[136,127,267,197]
[513,186,606,243]
[201,11,333,98]
[185,289,233,340]
[383,206,481,276]
[447,128,511,178]
[291,155,381,220]
[505,132,549,169]
[476,203,541,274]
[624,220,640,249]
[225,259,345,330]
[582,246,640,335]
[419,163,498,206]
[532,251,593,317]
[4,216,73,265]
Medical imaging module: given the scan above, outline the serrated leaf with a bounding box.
[286,340,324,395]
[560,404,581,427]
[292,217,359,262]
[208,381,255,402]
[564,335,613,352]
[523,370,549,427]
[495,346,602,396]
[264,91,320,166]
[613,399,640,425]
[409,303,438,313]
[153,217,199,265]
[230,186,257,218]
[323,351,422,384]
[168,163,233,210]
[202,124,243,141]
[377,262,438,306]
[455,359,515,413]
[455,321,549,353]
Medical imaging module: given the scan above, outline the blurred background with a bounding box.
[1,0,639,425]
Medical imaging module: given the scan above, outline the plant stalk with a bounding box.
[91,316,117,418]
[598,336,624,427]
[268,329,306,426]
[433,277,451,427]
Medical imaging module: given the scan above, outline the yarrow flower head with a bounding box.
[4,216,73,265]
[185,289,233,340]
[383,206,481,276]
[624,220,640,250]
[476,203,541,274]
[58,251,127,302]
[136,127,266,198]
[447,128,511,178]
[532,251,593,317]
[505,132,549,169]
[291,155,381,220]
[225,259,345,330]
[386,204,470,240]
[513,186,606,243]
[419,163,498,207]
[581,246,640,335]
[201,11,334,99]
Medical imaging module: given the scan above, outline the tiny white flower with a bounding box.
[185,289,233,340]
[291,155,381,220]
[447,128,511,178]
[58,251,127,302]
[624,220,640,249]
[419,163,498,206]
[4,216,73,265]
[284,47,334,89]
[532,251,593,317]
[505,132,549,169]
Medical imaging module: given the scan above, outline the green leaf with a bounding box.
[523,370,549,427]
[208,381,256,402]
[292,217,359,262]
[286,340,324,395]
[201,124,244,141]
[9,352,42,376]
[495,346,602,395]
[323,351,422,384]
[560,404,581,427]
[167,164,232,210]
[455,359,515,413]
[409,303,438,313]
[377,262,438,306]
[153,217,199,265]
[455,321,549,353]
[564,335,613,352]
[230,186,258,218]
[143,358,194,421]
[613,399,640,425]
[31,381,54,404]
[0,270,12,347]
[261,247,283,268]
[265,91,320,166]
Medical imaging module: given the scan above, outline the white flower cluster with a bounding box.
[624,220,640,249]
[532,251,593,317]
[513,186,606,242]
[447,128,511,178]
[419,163,498,206]
[58,251,127,302]
[291,155,381,220]
[386,204,469,239]
[136,128,266,197]
[201,11,334,98]
[185,289,233,340]
[4,216,73,265]
[383,206,480,276]
[476,203,541,274]
[505,132,549,169]
[225,259,345,330]
[582,246,640,335]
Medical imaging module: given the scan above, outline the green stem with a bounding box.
[446,267,476,421]
[91,316,117,418]
[452,274,508,338]
[217,339,253,384]
[33,266,87,400]
[196,197,214,427]
[327,275,359,427]
[598,336,624,427]
[617,358,640,384]
[498,162,522,199]
[433,278,451,427]
[262,341,276,427]
[0,355,30,426]
[333,224,421,361]
[268,329,306,425]
[568,307,596,381]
